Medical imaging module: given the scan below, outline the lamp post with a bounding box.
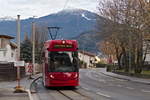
[31,16,37,75]
[17,15,21,88]
[32,22,35,75]
[129,35,132,72]
[14,15,25,92]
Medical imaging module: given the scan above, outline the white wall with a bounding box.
[145,54,150,64]
[0,44,16,62]
[79,52,95,68]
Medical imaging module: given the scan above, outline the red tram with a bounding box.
[42,40,79,87]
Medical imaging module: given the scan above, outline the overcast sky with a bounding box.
[0,0,99,19]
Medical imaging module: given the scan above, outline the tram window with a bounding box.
[48,51,78,72]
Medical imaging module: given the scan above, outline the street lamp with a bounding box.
[32,22,35,75]
[14,15,26,93]
[32,16,37,75]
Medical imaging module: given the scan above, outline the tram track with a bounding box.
[72,89,90,98]
[31,81,92,100]
[57,90,73,100]
[58,89,91,100]
[33,79,91,99]
[30,73,108,100]
[33,89,91,100]
[31,81,110,100]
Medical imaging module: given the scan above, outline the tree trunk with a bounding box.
[121,46,129,72]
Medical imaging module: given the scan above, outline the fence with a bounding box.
[0,62,25,81]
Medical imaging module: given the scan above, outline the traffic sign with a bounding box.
[14,61,25,67]
[27,63,33,73]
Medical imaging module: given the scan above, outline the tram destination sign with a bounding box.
[54,44,73,48]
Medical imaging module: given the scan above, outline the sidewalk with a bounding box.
[97,68,150,85]
[0,88,29,100]
[0,76,34,100]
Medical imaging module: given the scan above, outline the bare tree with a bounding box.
[97,0,150,73]
[33,24,48,63]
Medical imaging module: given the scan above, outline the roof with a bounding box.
[0,35,14,39]
[79,50,96,57]
[10,42,17,48]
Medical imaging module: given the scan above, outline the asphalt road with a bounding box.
[32,68,150,100]
[80,68,150,100]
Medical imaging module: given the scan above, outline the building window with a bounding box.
[0,38,1,48]
[11,53,14,57]
[1,38,5,48]
[3,51,6,57]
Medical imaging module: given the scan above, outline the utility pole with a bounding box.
[15,15,25,92]
[17,15,21,88]
[129,34,132,72]
[32,22,35,74]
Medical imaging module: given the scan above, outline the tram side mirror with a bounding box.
[41,52,45,62]
[72,51,78,57]
[72,57,79,72]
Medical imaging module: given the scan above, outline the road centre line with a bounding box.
[116,84,123,87]
[126,87,134,90]
[114,78,127,82]
[85,71,107,83]
[82,87,90,91]
[97,92,111,98]
[141,89,150,93]
[26,89,34,100]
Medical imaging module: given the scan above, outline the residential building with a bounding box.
[0,35,17,63]
[78,50,96,68]
[143,38,150,64]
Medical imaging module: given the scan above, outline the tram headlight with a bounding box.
[50,75,54,79]
[62,40,66,44]
[74,73,78,78]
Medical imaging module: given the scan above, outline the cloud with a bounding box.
[0,0,99,19]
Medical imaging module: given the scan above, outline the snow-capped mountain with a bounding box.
[0,9,100,39]
[81,13,96,20]
[0,16,16,21]
[0,9,106,53]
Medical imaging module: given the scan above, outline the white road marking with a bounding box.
[99,80,106,83]
[26,89,34,100]
[142,89,150,93]
[82,87,90,91]
[95,74,99,77]
[117,84,123,87]
[115,78,126,82]
[85,71,107,83]
[106,83,114,86]
[97,92,111,98]
[126,87,134,90]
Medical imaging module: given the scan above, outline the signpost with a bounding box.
[14,15,26,93]
[14,61,25,67]
[27,63,33,73]
[27,63,34,79]
[14,61,25,92]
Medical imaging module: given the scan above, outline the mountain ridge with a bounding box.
[0,9,98,39]
[0,9,104,53]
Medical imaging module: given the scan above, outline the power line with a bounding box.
[47,0,70,40]
[48,27,61,40]
[63,0,71,10]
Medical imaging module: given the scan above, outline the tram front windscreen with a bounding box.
[48,51,78,72]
